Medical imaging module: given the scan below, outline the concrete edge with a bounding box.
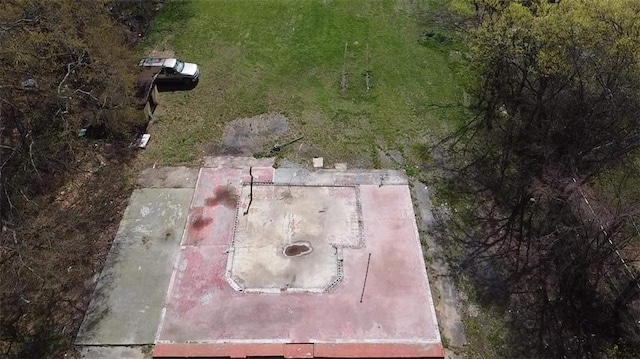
[137,166,199,188]
[153,343,445,358]
[203,156,275,168]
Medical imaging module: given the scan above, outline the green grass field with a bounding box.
[141,0,466,167]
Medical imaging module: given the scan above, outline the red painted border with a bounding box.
[153,342,445,359]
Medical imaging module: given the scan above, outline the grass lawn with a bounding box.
[140,0,466,168]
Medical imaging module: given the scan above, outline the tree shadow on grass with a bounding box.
[458,203,640,358]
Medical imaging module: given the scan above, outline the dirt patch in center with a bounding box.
[216,113,290,156]
[283,241,313,257]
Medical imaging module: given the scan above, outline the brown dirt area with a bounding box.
[148,49,175,58]
[215,112,294,156]
[0,142,137,358]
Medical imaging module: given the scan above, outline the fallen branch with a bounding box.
[57,51,86,96]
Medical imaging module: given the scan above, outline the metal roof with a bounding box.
[138,58,177,68]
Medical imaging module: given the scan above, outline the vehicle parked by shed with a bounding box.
[138,58,200,85]
[134,57,199,118]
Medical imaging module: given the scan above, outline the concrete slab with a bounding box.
[227,185,361,293]
[137,167,199,188]
[76,188,193,345]
[285,343,314,358]
[203,155,274,168]
[273,168,408,186]
[77,158,443,358]
[181,167,274,248]
[79,346,150,359]
[156,166,442,357]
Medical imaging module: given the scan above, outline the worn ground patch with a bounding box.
[148,49,175,58]
[217,112,292,156]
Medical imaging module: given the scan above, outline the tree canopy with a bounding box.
[446,0,640,357]
[471,0,640,177]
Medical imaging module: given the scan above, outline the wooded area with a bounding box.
[0,1,158,357]
[443,0,640,357]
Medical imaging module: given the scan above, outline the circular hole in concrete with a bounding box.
[283,241,313,257]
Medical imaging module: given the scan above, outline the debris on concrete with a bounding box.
[313,157,323,168]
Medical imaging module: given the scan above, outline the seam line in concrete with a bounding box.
[154,169,202,343]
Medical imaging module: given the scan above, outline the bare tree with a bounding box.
[0,1,149,357]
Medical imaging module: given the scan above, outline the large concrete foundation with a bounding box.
[76,157,443,359]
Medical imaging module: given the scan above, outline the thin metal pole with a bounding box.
[365,43,371,93]
[341,42,348,95]
[360,253,372,303]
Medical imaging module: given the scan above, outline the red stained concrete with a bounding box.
[154,343,443,358]
[155,166,442,358]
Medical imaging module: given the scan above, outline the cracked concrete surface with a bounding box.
[76,160,445,358]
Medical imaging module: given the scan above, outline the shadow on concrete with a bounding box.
[75,269,116,343]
